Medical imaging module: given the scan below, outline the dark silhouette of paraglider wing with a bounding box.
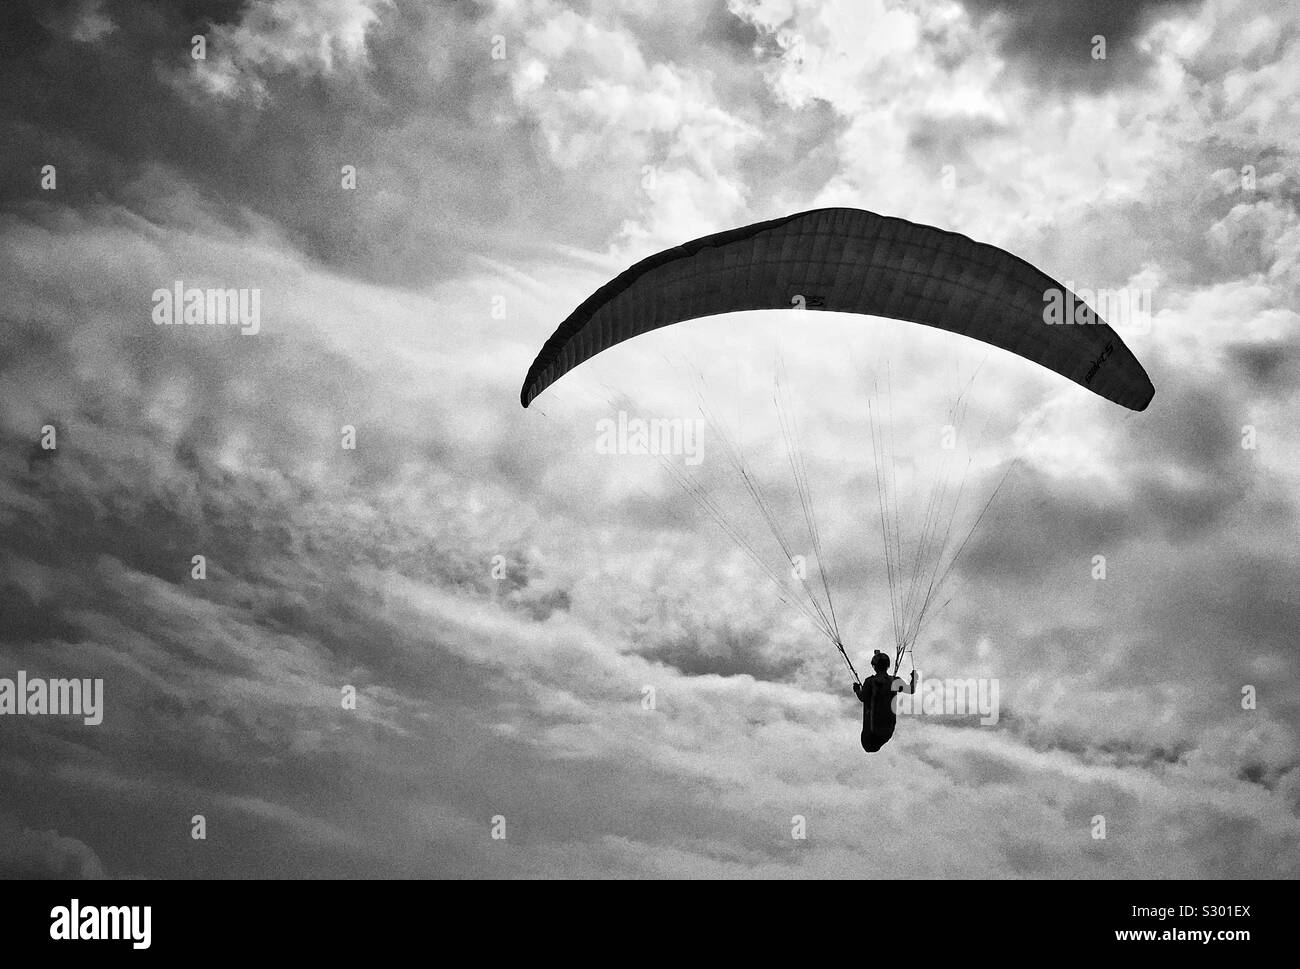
[520,207,1154,411]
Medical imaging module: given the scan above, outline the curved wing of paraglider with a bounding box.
[520,207,1154,411]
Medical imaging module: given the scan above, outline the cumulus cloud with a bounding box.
[0,819,107,879]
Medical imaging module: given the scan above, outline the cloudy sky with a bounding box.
[1,0,1298,879]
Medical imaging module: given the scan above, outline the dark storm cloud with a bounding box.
[0,0,839,297]
[1000,709,1191,768]
[0,358,533,874]
[0,819,107,878]
[703,1,765,57]
[1225,337,1300,399]
[952,354,1280,583]
[625,617,804,681]
[0,0,573,285]
[624,0,774,70]
[960,0,1204,91]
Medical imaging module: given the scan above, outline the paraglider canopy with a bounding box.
[520,207,1153,412]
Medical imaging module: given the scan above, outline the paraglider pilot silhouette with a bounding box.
[853,651,917,753]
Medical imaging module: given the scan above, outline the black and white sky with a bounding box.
[1,0,1298,879]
